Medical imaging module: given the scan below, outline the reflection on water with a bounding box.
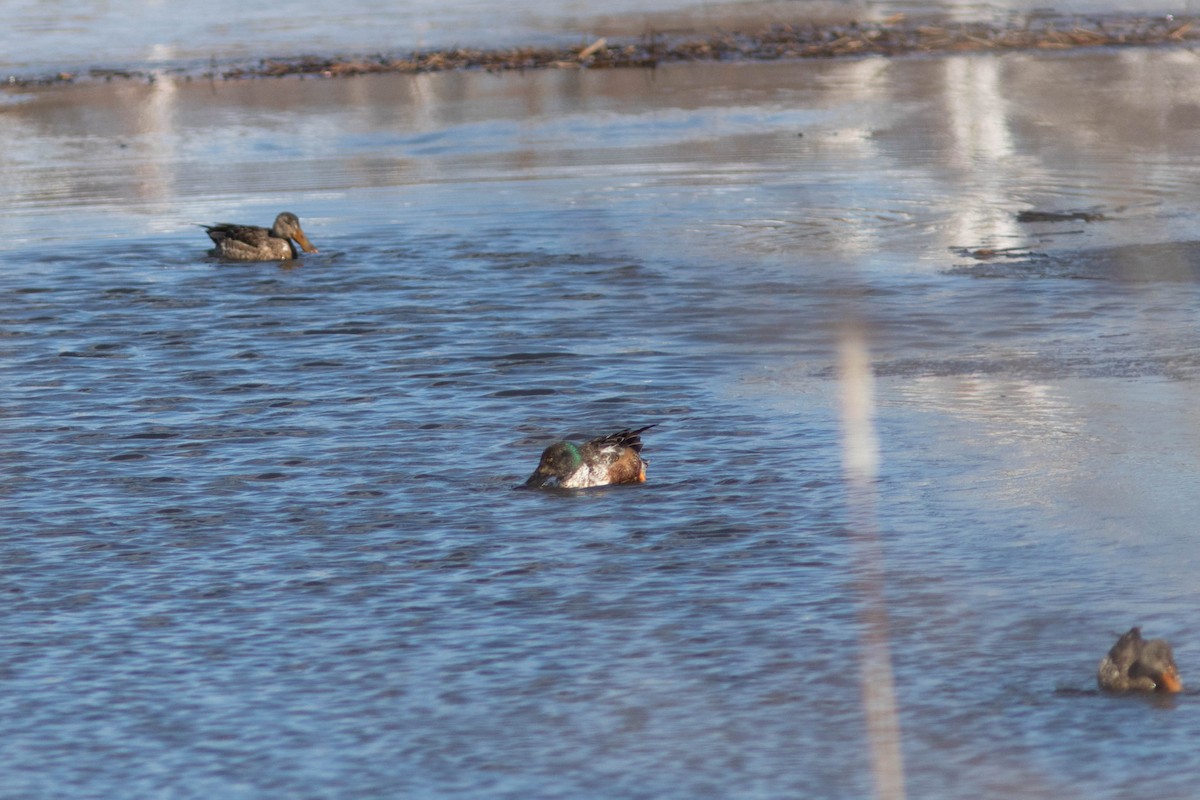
[0,0,1188,75]
[5,43,1200,800]
[8,49,1200,260]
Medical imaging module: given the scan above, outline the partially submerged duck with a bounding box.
[523,425,655,489]
[1097,627,1182,693]
[201,212,318,261]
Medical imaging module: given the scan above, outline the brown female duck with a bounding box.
[1097,627,1182,693]
[202,212,318,261]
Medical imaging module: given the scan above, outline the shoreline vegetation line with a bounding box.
[5,15,1197,87]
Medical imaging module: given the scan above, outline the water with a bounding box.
[6,9,1200,800]
[2,0,1193,76]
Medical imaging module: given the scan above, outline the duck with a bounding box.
[523,425,656,489]
[1097,627,1182,693]
[201,212,318,261]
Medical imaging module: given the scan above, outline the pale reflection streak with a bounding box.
[130,74,178,216]
[734,58,889,261]
[817,59,893,261]
[839,327,907,800]
[940,55,1021,251]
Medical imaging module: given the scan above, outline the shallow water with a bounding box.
[0,0,1187,76]
[6,37,1200,800]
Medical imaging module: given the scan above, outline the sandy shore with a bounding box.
[5,13,1196,87]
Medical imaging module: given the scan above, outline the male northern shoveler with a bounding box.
[1097,627,1183,693]
[201,212,318,261]
[523,425,656,489]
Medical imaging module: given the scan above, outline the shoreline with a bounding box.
[4,13,1196,87]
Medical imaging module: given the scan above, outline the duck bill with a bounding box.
[523,471,557,489]
[1159,669,1183,693]
[293,230,319,254]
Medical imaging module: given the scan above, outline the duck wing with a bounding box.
[202,223,273,247]
[588,424,656,454]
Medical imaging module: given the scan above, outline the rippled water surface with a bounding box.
[6,37,1200,800]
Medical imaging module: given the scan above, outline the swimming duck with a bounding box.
[523,425,656,489]
[1097,627,1182,693]
[201,212,318,261]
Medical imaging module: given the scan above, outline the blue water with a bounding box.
[5,30,1200,800]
